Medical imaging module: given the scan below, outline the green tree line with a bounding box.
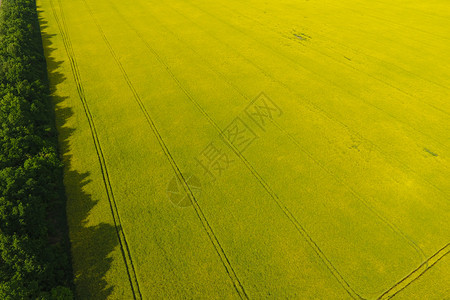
[0,0,73,298]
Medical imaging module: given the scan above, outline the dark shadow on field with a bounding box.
[38,7,117,300]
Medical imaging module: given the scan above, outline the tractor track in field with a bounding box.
[360,0,449,20]
[104,2,362,298]
[180,0,450,154]
[281,0,450,66]
[107,1,448,298]
[163,0,449,200]
[153,5,450,298]
[377,243,450,299]
[330,0,450,44]
[159,2,450,299]
[164,3,450,298]
[109,1,450,298]
[258,0,450,96]
[125,0,430,272]
[122,0,428,268]
[269,121,428,264]
[46,0,449,298]
[166,0,436,261]
[79,1,249,299]
[217,0,450,118]
[48,0,142,299]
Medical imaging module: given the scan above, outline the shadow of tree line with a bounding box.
[38,8,118,300]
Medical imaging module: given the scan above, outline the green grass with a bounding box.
[37,0,450,298]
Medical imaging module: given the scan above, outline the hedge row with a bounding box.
[0,0,73,298]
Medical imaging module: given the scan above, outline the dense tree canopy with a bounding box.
[0,0,73,298]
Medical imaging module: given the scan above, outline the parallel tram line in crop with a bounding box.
[163,0,434,262]
[113,0,427,269]
[355,0,449,20]
[147,0,432,262]
[212,0,450,118]
[98,1,365,298]
[42,0,449,298]
[109,1,449,298]
[200,0,450,192]
[328,0,450,44]
[79,1,249,298]
[162,0,449,199]
[155,5,450,297]
[48,0,142,298]
[378,243,450,299]
[179,0,450,153]
[223,0,450,116]
[103,0,363,297]
[268,0,450,64]
[107,0,447,297]
[241,0,450,94]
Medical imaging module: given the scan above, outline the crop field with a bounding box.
[37,0,449,298]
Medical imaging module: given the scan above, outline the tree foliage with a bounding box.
[0,0,73,298]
